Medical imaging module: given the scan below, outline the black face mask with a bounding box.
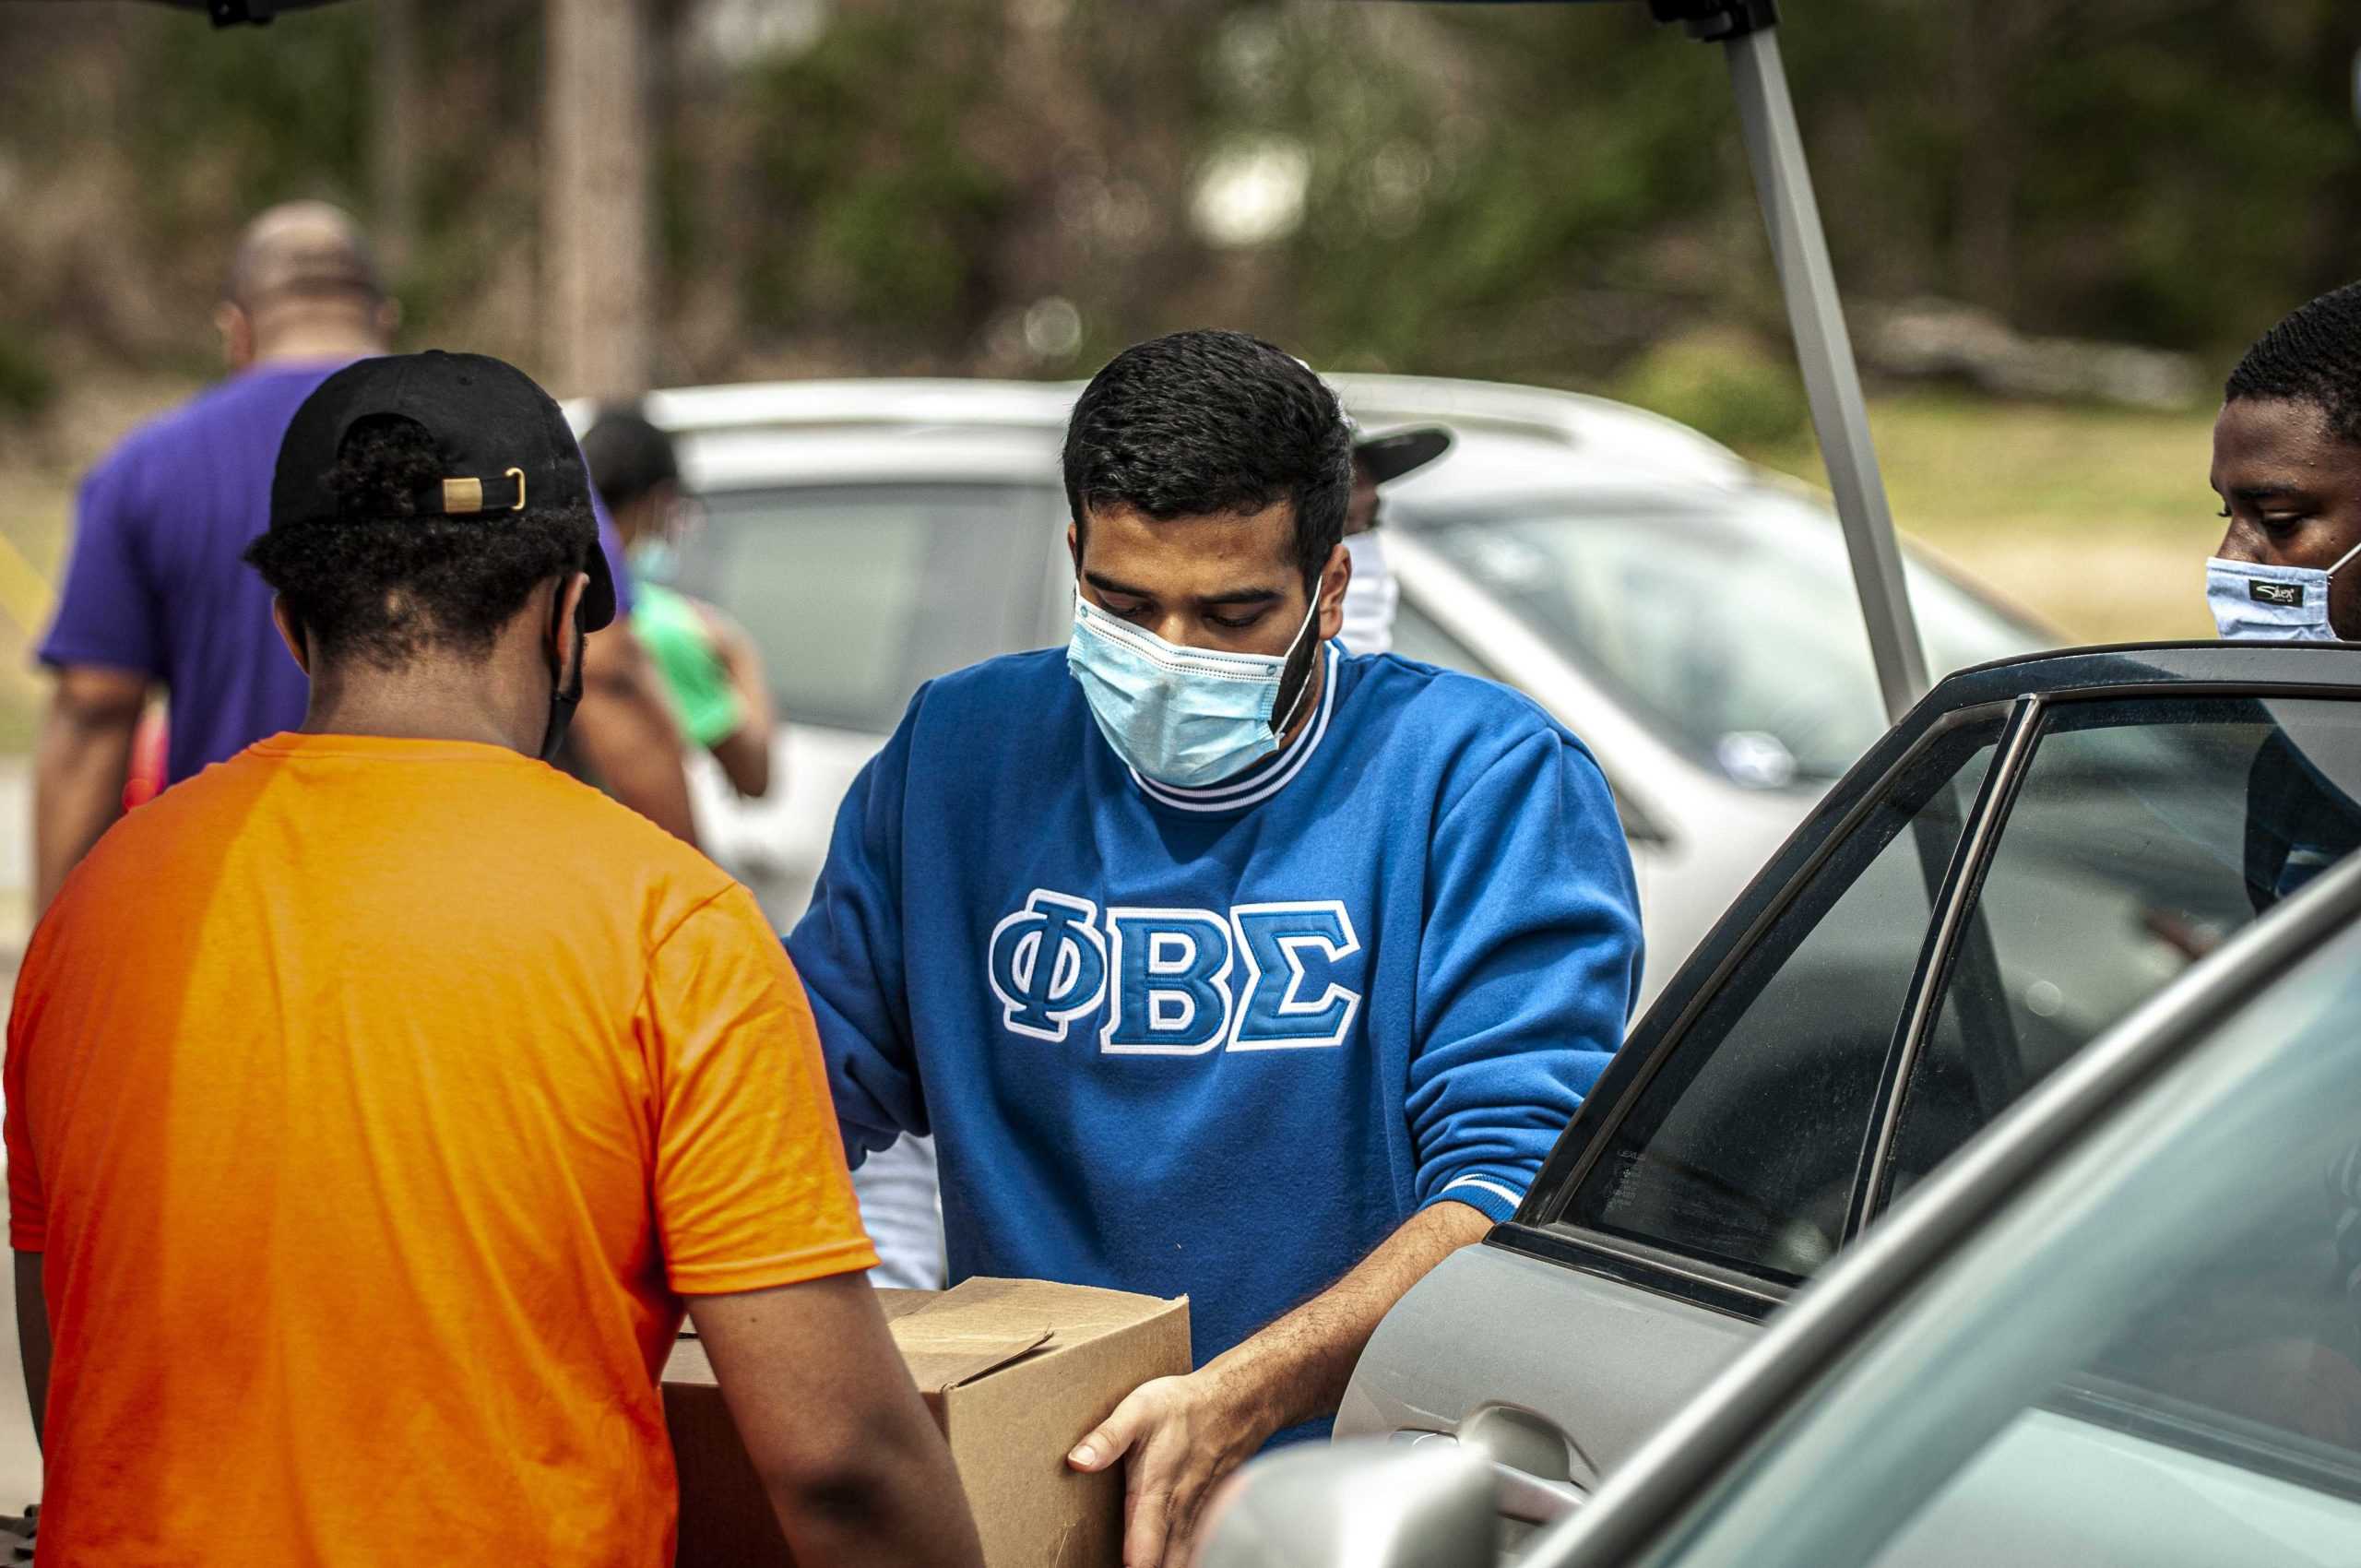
[1266,578,1325,730]
[539,579,587,764]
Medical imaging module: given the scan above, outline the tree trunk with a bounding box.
[543,0,653,399]
[1950,2,2018,318]
[371,0,419,279]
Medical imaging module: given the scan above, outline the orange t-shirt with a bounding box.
[5,733,877,1566]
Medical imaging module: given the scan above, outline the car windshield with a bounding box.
[1401,492,2052,783]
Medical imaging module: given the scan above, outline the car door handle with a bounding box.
[1389,1430,1587,1526]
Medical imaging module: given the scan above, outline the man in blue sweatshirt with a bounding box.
[787,329,1642,1567]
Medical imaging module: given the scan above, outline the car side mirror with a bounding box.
[1192,1438,1498,1568]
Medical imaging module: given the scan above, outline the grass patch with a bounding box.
[1740,392,2224,646]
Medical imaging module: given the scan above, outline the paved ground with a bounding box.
[0,1293,37,1514]
[0,761,44,1511]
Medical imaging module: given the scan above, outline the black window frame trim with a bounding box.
[1490,697,2022,1316]
[1845,694,2046,1237]
[1857,679,2361,1227]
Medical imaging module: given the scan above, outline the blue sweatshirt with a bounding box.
[786,642,1643,1420]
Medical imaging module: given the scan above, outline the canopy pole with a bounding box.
[1723,25,1928,722]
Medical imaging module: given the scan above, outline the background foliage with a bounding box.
[3,0,2358,430]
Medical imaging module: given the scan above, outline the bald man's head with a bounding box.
[226,201,383,309]
[217,202,396,369]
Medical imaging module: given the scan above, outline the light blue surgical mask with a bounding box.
[1067,588,1321,788]
[2207,539,2361,642]
[628,537,679,585]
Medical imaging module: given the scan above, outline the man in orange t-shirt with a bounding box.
[4,351,985,1568]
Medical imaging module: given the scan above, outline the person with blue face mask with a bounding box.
[2210,282,2361,647]
[2207,284,2361,1378]
[2208,283,2361,909]
[585,408,955,1298]
[787,329,1642,1568]
[582,407,777,801]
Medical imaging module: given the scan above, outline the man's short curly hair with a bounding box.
[2226,281,2361,446]
[244,415,593,669]
[1063,329,1352,590]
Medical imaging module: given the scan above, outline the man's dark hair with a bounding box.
[2226,281,2361,446]
[244,417,592,668]
[579,406,681,513]
[1063,330,1352,588]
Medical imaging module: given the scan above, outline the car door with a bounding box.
[667,479,1066,930]
[1536,861,2361,1568]
[1338,647,2361,1550]
[1340,695,2011,1543]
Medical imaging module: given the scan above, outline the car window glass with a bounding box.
[1403,493,2047,783]
[1560,714,2004,1283]
[1629,914,2361,1568]
[676,484,1059,734]
[1885,696,2361,1204]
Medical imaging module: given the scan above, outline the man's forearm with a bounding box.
[718,628,777,744]
[692,1277,984,1567]
[33,683,144,911]
[767,1415,983,1567]
[572,625,700,845]
[1217,1199,1492,1436]
[15,1253,47,1450]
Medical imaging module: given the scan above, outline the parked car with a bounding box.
[1325,640,2361,1550]
[1205,839,2361,1567]
[597,374,2050,1001]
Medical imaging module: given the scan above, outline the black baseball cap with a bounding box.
[1354,424,1453,485]
[268,350,616,630]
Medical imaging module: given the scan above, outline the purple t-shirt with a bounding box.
[39,361,634,786]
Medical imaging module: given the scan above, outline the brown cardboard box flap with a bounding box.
[924,1276,1189,1347]
[898,1324,1054,1395]
[664,1317,1051,1399]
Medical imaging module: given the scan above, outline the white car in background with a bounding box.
[609,374,2051,1004]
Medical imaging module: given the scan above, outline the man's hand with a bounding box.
[1068,1361,1275,1568]
[1069,1199,1495,1568]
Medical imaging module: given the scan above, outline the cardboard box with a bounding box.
[664,1277,1192,1568]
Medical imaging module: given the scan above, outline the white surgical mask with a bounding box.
[1066,588,1321,788]
[2207,539,2361,642]
[1339,532,1398,656]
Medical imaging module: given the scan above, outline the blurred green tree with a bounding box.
[0,0,2357,429]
